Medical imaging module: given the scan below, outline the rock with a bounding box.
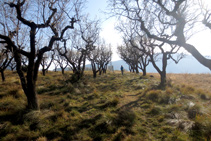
[180,95,195,100]
[74,88,81,94]
[166,119,194,132]
[168,97,176,104]
[178,120,195,132]
[165,112,181,119]
[166,119,181,126]
[188,101,195,108]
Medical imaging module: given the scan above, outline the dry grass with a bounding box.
[0,70,210,140]
[167,73,211,93]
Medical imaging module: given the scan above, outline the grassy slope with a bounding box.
[0,71,210,141]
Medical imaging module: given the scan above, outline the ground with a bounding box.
[0,71,210,140]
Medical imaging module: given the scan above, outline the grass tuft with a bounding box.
[187,105,201,119]
[146,90,161,102]
[190,115,211,140]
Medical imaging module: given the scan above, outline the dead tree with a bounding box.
[0,0,82,110]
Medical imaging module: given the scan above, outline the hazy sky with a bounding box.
[86,0,122,61]
[86,0,211,61]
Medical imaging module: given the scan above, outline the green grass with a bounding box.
[0,71,210,140]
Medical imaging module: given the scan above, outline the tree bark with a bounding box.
[135,67,139,74]
[160,53,167,87]
[1,71,5,82]
[99,70,102,75]
[93,71,97,78]
[61,68,65,75]
[181,42,211,70]
[160,72,166,87]
[26,82,39,110]
[42,69,46,76]
[142,68,146,76]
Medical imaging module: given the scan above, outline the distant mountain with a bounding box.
[52,55,210,74]
[106,55,211,74]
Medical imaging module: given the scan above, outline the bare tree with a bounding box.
[137,52,150,76]
[0,48,13,81]
[88,40,112,78]
[140,37,184,87]
[116,21,150,75]
[117,44,140,73]
[54,49,68,74]
[9,58,16,71]
[58,39,87,82]
[40,51,54,76]
[87,47,100,78]
[52,60,59,72]
[0,0,82,110]
[58,17,100,82]
[98,43,112,74]
[108,0,211,70]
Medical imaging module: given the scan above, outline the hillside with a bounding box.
[109,55,211,73]
[0,71,210,140]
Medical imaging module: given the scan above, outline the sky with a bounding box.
[86,0,122,61]
[86,0,211,61]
